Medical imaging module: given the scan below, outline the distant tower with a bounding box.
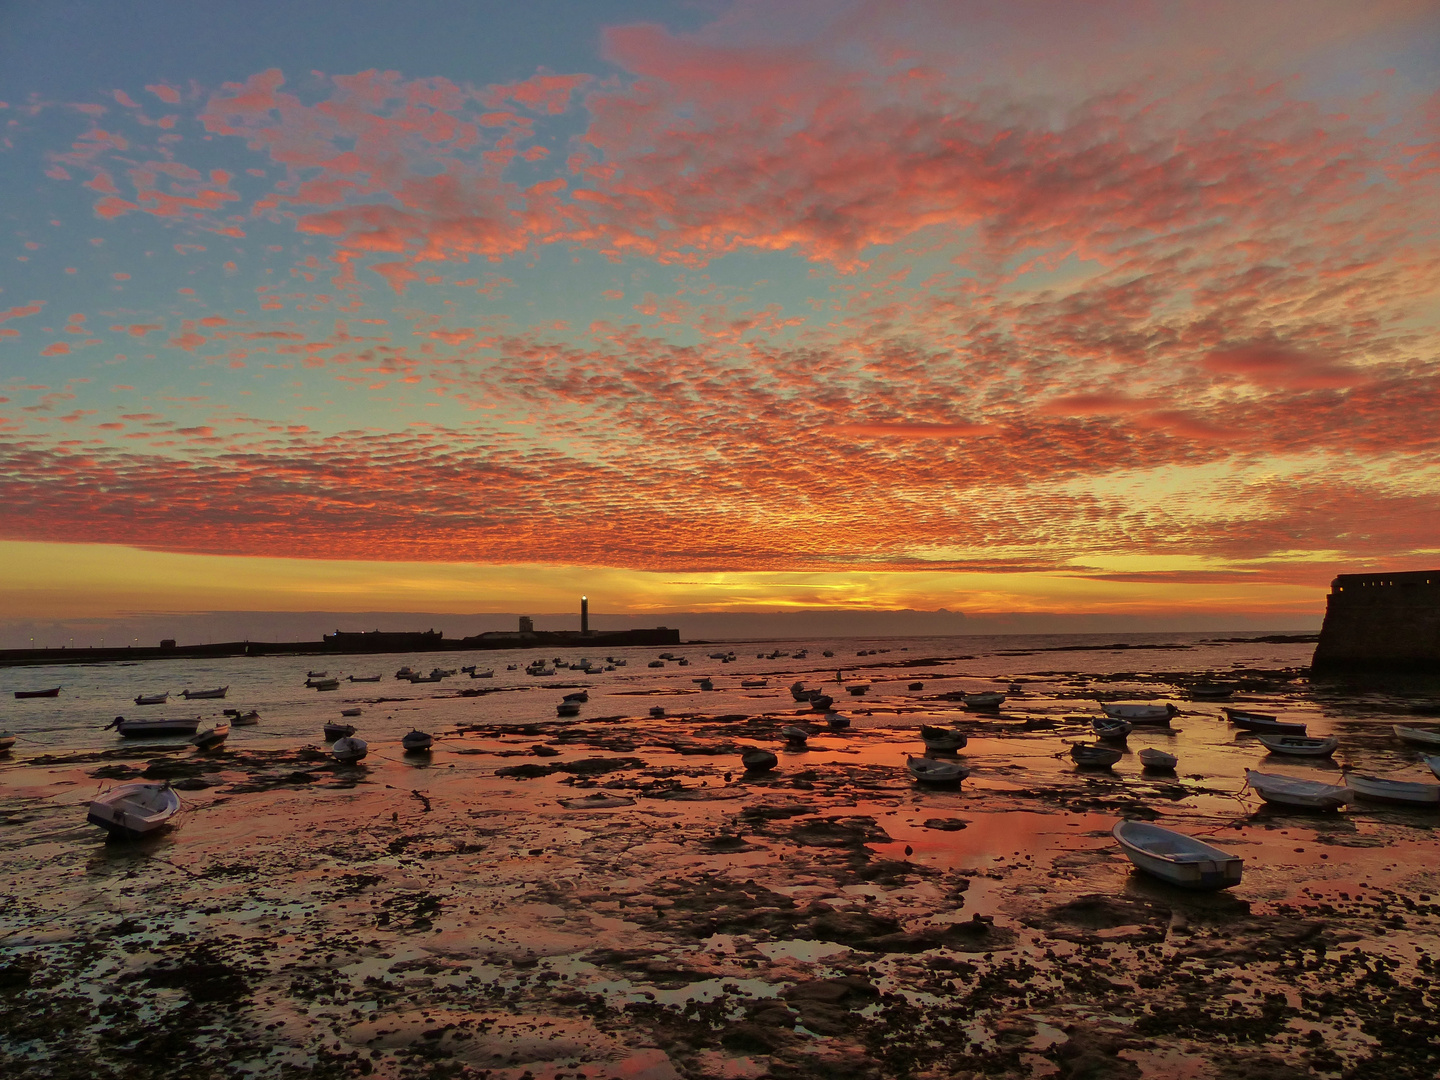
[581,595,589,633]
[518,615,533,633]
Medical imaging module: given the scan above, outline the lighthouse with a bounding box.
[581,595,589,634]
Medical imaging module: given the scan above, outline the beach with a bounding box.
[3,634,1439,1079]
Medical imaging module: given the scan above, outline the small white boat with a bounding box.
[907,756,969,784]
[1189,684,1234,701]
[1071,743,1122,768]
[307,670,328,679]
[741,748,778,772]
[0,731,17,752]
[87,782,181,840]
[920,725,967,752]
[1392,725,1440,748]
[332,736,368,763]
[780,725,809,745]
[962,691,1005,711]
[324,722,356,740]
[1245,769,1350,811]
[1139,748,1177,771]
[225,709,260,725]
[1345,772,1440,805]
[1111,820,1243,890]
[1423,754,1440,781]
[340,707,362,717]
[395,667,416,679]
[469,669,494,679]
[402,730,433,752]
[557,701,581,717]
[106,716,200,738]
[190,723,230,750]
[1102,703,1175,723]
[134,692,169,706]
[1092,717,1131,740]
[741,679,769,689]
[348,674,382,682]
[310,678,340,691]
[181,686,228,700]
[408,673,443,684]
[1257,734,1338,758]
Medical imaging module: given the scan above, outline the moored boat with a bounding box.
[780,725,809,745]
[310,678,340,691]
[1092,717,1132,741]
[1111,819,1243,890]
[1102,703,1175,723]
[557,701,581,716]
[908,682,924,691]
[1392,725,1440,749]
[962,691,1005,711]
[106,716,201,738]
[134,692,169,706]
[741,748,778,772]
[741,679,769,689]
[15,687,61,699]
[190,723,231,750]
[563,691,589,703]
[87,782,181,840]
[402,730,433,752]
[1257,734,1338,758]
[920,725,967,752]
[649,706,666,718]
[348,674,382,682]
[332,736,368,763]
[1245,769,1350,811]
[808,694,834,712]
[306,670,328,678]
[1424,755,1440,781]
[846,683,869,696]
[181,686,228,700]
[790,682,810,702]
[323,722,356,741]
[827,713,851,731]
[907,756,969,784]
[340,707,361,717]
[1189,683,1234,700]
[1138,748,1178,771]
[224,709,260,725]
[1071,743,1123,768]
[1225,709,1307,735]
[1345,772,1440,805]
[469,669,494,679]
[0,731,17,752]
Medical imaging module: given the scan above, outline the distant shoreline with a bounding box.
[0,631,1320,669]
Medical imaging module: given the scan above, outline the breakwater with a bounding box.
[0,626,681,668]
[1311,570,1440,674]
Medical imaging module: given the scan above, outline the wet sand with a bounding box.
[3,663,1440,1079]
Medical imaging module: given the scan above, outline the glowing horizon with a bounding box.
[2,1,1438,626]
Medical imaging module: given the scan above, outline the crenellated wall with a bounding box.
[1311,570,1440,673]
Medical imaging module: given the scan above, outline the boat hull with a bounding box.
[1345,774,1440,805]
[116,719,201,737]
[87,783,181,840]
[1112,820,1242,890]
[1102,703,1173,723]
[1257,735,1337,757]
[1245,770,1349,811]
[1392,725,1440,748]
[15,687,61,699]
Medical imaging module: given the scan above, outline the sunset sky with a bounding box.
[2,0,1438,637]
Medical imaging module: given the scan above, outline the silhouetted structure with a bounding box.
[518,615,534,633]
[1312,570,1440,674]
[581,595,589,634]
[322,629,444,653]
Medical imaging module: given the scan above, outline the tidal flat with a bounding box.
[3,655,1439,1079]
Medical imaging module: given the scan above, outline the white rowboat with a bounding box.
[134,692,169,705]
[1392,725,1440,748]
[907,756,969,784]
[921,725,967,752]
[181,686,228,700]
[1138,748,1177,770]
[1093,717,1131,740]
[1345,773,1440,805]
[87,783,181,840]
[332,736,368,763]
[1257,734,1338,758]
[190,723,230,750]
[1245,769,1350,811]
[0,731,16,752]
[1111,819,1243,890]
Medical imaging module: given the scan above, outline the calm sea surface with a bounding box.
[0,631,1363,757]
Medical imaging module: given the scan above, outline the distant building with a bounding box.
[322,629,443,653]
[1312,570,1440,673]
[518,615,534,633]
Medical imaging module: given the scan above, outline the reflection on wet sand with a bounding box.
[3,648,1440,1079]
